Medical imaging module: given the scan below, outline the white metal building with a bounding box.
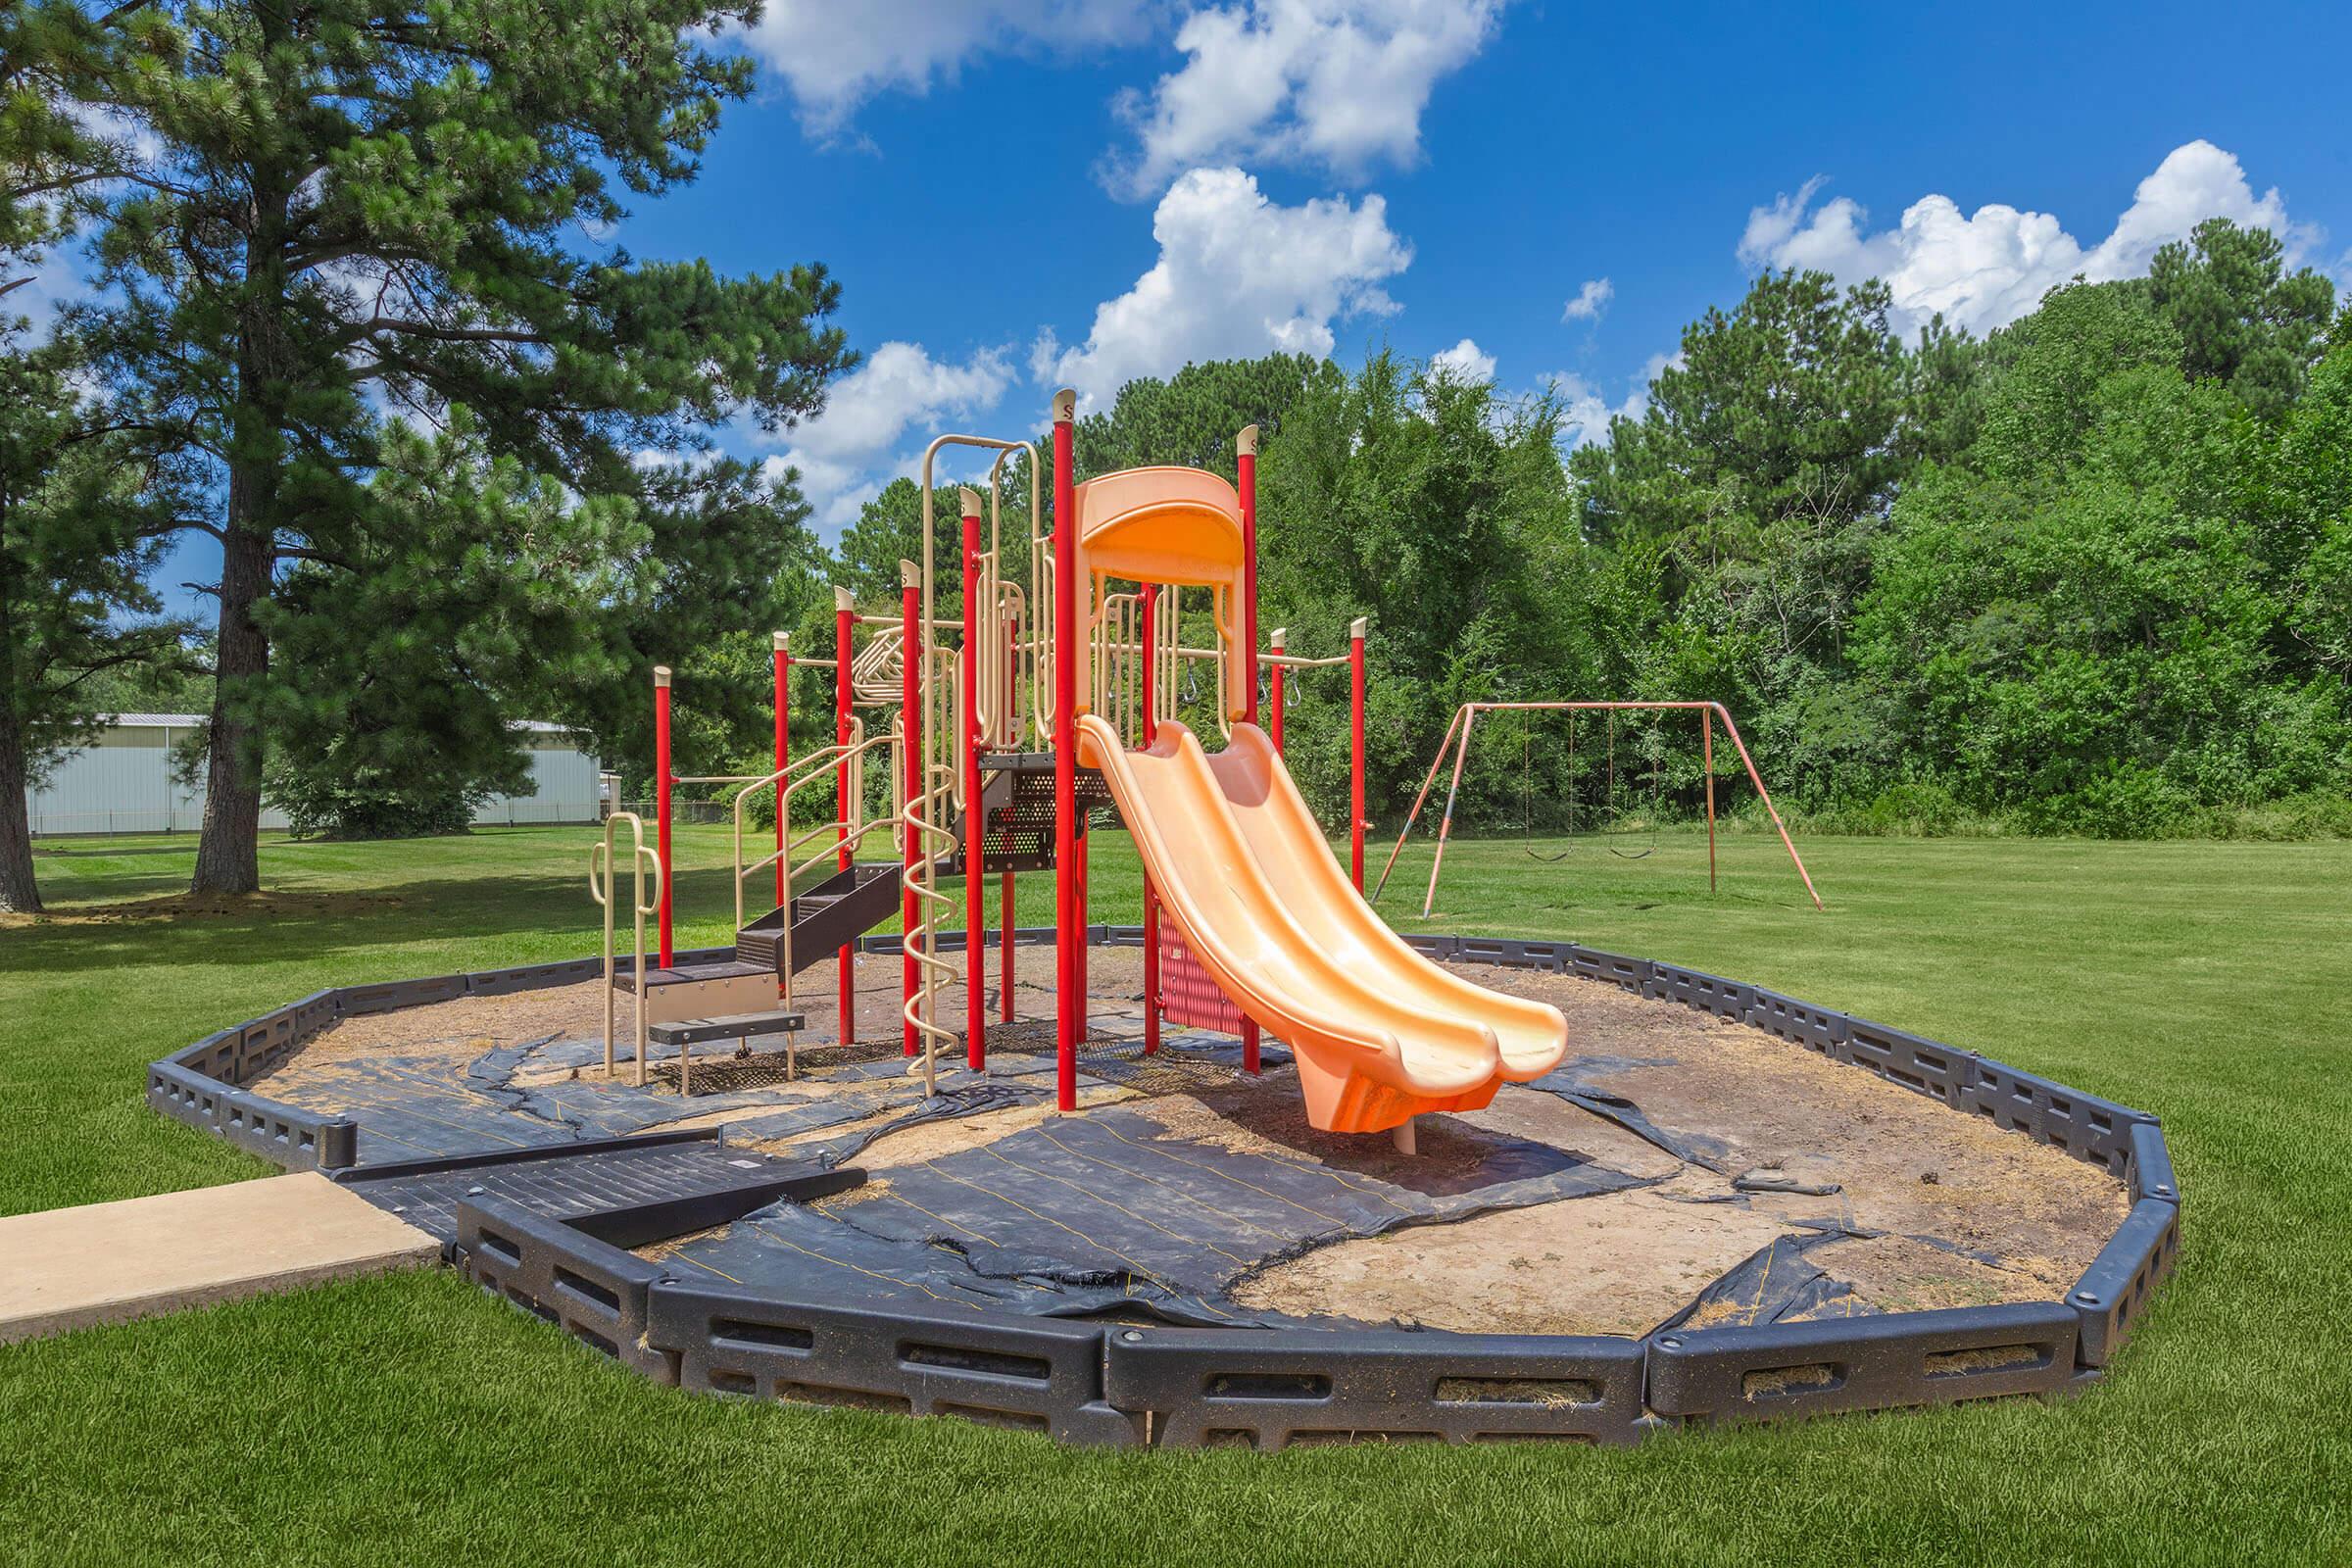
[24,714,604,836]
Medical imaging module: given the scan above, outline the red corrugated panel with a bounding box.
[1157,925,1245,1033]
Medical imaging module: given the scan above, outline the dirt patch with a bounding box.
[1467,966,2130,1288]
[1234,1181,1802,1336]
[7,890,403,927]
[263,978,612,1077]
[783,1082,1141,1165]
[1798,1232,2057,1311]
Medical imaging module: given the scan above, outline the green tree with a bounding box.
[2148,218,2335,419]
[0,322,189,910]
[835,477,968,609]
[1567,271,1986,788]
[0,0,122,301]
[257,410,648,836]
[558,454,834,802]
[2266,344,2352,687]
[68,0,853,891]
[1,14,187,912]
[1967,279,2180,478]
[1568,271,1947,556]
[1854,336,2343,832]
[1259,350,1593,826]
[1072,353,1336,478]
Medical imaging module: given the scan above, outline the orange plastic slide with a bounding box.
[1078,714,1568,1134]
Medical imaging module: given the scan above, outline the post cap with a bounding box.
[772,630,789,652]
[958,485,982,516]
[834,584,856,612]
[1269,626,1287,648]
[1350,615,1368,639]
[653,664,672,688]
[1236,423,1259,457]
[1052,388,1077,422]
[900,559,919,589]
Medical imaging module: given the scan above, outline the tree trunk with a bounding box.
[190,474,272,896]
[191,137,294,899]
[0,702,39,914]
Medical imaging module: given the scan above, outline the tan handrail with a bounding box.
[728,728,890,931]
[588,811,662,1086]
[729,726,904,1019]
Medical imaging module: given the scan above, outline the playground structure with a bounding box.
[1379,701,1828,917]
[606,395,1564,1141]
[122,388,2180,1451]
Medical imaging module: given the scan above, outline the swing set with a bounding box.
[1374,700,1826,917]
[1518,705,1662,863]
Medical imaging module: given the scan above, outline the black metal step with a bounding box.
[610,959,773,995]
[647,1011,808,1048]
[735,860,906,978]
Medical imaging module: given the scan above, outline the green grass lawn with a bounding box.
[2,822,2345,1564]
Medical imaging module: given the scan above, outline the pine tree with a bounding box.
[65,0,853,890]
[1,9,185,913]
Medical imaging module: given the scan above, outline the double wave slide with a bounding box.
[1078,716,1569,1137]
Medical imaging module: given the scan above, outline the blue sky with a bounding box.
[126,0,2352,608]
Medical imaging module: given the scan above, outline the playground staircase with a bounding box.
[735,860,901,976]
[619,755,1119,1063]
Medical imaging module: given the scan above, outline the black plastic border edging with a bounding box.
[1102,1326,1648,1447]
[150,921,2181,1446]
[145,1058,358,1173]
[648,1279,1143,1446]
[1645,1302,2083,1421]
[459,1196,678,1384]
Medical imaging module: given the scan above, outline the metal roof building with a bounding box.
[24,714,603,837]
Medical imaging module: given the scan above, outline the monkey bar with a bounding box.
[1375,701,1825,917]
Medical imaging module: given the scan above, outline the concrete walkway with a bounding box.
[1,1173,439,1346]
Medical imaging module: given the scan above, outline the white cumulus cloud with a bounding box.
[1737,140,2310,337]
[1039,166,1411,403]
[1560,276,1612,323]
[754,341,1016,534]
[1547,370,1645,450]
[1109,0,1506,197]
[741,1,1162,132]
[1431,336,1495,381]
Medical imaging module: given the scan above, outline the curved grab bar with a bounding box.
[589,811,662,1084]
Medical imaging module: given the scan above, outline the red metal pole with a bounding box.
[654,664,672,967]
[1349,615,1366,893]
[1053,389,1079,1111]
[773,631,789,911]
[1239,425,1259,727]
[960,491,985,1071]
[1236,424,1260,1075]
[835,588,855,1043]
[1141,581,1160,1056]
[1269,626,1286,754]
[901,560,920,1057]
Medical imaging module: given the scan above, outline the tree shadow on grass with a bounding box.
[1,860,749,980]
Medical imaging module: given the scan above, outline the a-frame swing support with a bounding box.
[1373,700,1825,916]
